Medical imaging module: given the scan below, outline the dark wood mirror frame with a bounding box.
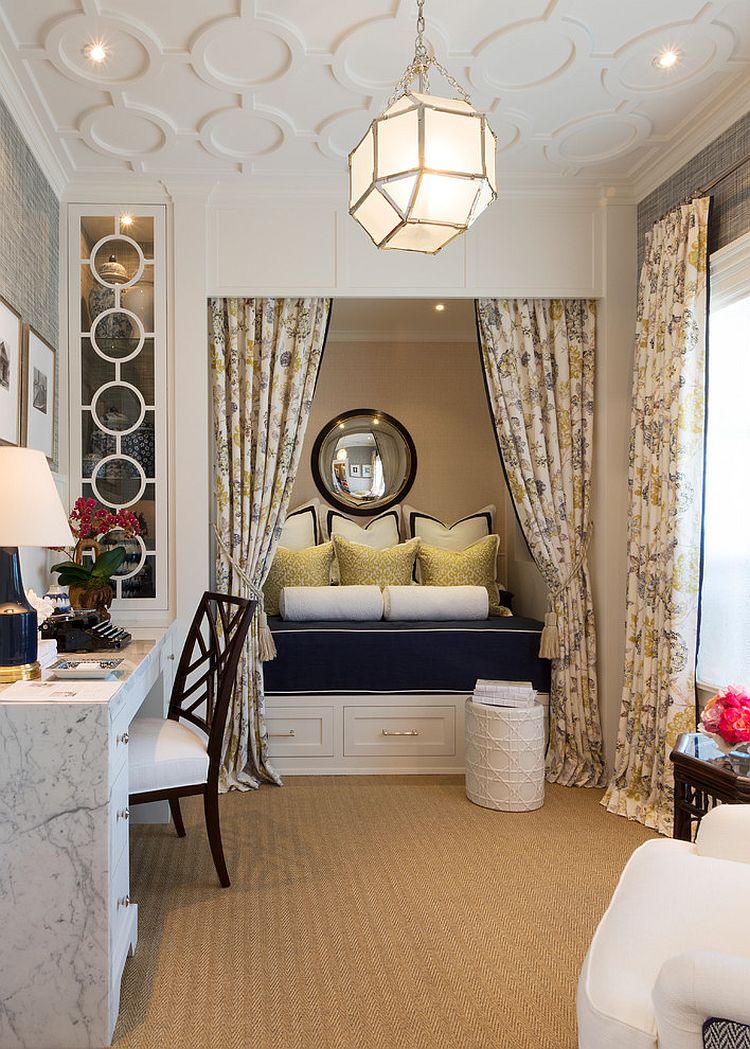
[310,408,417,516]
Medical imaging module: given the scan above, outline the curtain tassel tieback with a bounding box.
[212,525,277,662]
[538,526,593,661]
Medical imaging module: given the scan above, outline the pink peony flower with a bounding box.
[717,705,750,745]
[701,696,724,734]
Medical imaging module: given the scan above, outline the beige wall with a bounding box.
[592,202,638,769]
[291,337,520,592]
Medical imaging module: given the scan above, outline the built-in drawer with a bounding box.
[109,762,130,872]
[109,848,132,952]
[344,704,455,757]
[109,699,133,779]
[266,705,334,757]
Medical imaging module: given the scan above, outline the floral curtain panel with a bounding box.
[210,297,331,791]
[476,298,605,788]
[603,198,709,835]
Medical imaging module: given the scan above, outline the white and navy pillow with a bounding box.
[403,504,495,550]
[403,504,495,581]
[321,506,401,548]
[277,499,320,550]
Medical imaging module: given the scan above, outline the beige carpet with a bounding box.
[115,777,654,1049]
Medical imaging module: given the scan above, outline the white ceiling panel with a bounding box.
[0,0,747,187]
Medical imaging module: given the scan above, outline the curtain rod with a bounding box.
[695,151,750,196]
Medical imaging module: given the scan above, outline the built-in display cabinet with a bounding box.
[68,205,168,612]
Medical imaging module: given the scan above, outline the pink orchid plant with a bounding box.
[68,496,141,543]
[698,686,750,754]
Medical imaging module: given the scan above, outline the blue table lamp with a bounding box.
[0,448,74,682]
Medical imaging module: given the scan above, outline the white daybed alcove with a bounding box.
[59,175,637,775]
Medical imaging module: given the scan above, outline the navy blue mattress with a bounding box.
[264,616,551,695]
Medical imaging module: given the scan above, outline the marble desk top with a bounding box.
[0,630,173,705]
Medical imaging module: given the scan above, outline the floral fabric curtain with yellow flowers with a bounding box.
[603,198,709,834]
[476,298,606,788]
[210,297,331,791]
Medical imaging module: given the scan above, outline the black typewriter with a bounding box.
[40,610,132,652]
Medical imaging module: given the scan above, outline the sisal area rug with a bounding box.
[115,777,655,1049]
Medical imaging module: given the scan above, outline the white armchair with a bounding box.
[577,804,750,1049]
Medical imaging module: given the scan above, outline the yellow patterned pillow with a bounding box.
[333,536,420,588]
[263,542,334,616]
[418,535,510,616]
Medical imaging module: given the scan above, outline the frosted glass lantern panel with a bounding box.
[376,109,419,178]
[411,174,479,225]
[385,222,459,253]
[352,189,401,245]
[484,125,497,191]
[382,174,418,214]
[423,109,484,175]
[410,92,474,115]
[349,128,374,207]
[469,181,495,226]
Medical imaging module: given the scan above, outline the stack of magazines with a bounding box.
[473,679,537,708]
[38,638,58,670]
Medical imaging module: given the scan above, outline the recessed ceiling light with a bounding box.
[654,47,681,70]
[120,214,133,228]
[84,40,109,64]
[435,303,445,312]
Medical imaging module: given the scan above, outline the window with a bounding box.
[697,231,750,689]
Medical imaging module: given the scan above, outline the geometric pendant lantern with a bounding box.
[348,0,498,254]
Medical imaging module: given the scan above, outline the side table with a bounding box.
[465,698,545,812]
[670,732,750,841]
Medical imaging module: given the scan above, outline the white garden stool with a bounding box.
[464,698,545,812]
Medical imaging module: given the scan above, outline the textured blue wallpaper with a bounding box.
[0,94,59,345]
[638,112,750,266]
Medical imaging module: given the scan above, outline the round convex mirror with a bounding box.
[311,409,417,515]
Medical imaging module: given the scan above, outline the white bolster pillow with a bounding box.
[279,585,383,621]
[383,585,489,621]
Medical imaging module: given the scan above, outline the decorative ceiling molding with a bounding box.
[0,0,746,196]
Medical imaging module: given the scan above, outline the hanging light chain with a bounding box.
[384,0,471,109]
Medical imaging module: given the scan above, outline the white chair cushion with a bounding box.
[695,803,750,864]
[128,717,209,794]
[577,838,750,1049]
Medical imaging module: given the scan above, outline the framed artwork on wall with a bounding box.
[0,295,22,446]
[349,463,361,477]
[362,463,372,478]
[23,326,55,461]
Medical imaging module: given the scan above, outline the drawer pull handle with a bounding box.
[118,895,131,909]
[117,731,129,746]
[117,808,130,821]
[270,729,296,738]
[381,729,419,737]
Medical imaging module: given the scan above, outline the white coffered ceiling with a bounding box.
[0,0,749,192]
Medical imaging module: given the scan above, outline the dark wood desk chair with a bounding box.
[129,591,255,887]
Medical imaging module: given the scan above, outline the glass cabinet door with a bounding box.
[70,206,167,610]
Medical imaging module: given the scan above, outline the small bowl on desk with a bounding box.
[50,658,124,680]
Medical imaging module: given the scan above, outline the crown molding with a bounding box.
[0,34,68,197]
[630,72,750,203]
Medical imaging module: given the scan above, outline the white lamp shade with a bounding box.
[349,90,497,254]
[0,447,74,547]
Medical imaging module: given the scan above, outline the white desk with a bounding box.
[0,627,176,1049]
